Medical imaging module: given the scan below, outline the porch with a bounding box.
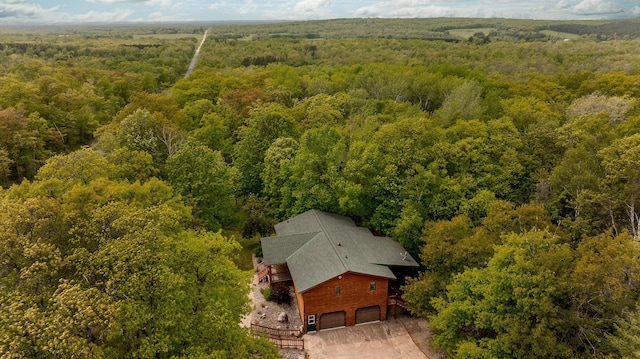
[269,263,293,284]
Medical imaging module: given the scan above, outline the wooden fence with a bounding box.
[251,323,303,338]
[268,337,304,350]
[251,323,304,350]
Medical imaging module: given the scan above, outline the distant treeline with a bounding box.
[0,42,81,53]
[204,18,640,42]
[547,19,640,39]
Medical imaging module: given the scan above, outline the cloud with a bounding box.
[353,0,483,18]
[145,10,186,20]
[292,0,332,17]
[85,0,147,3]
[351,0,637,19]
[570,0,623,15]
[236,0,256,15]
[0,0,57,19]
[64,9,133,21]
[145,0,173,7]
[86,0,173,6]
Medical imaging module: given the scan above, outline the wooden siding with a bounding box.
[297,272,388,332]
[293,282,305,328]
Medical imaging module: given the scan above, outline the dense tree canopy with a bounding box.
[0,150,277,358]
[3,18,640,358]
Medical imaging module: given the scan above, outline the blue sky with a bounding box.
[1,0,639,23]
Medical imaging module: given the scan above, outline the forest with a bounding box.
[2,17,640,358]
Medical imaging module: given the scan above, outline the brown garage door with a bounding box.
[356,305,381,324]
[320,311,346,330]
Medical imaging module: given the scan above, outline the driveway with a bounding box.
[303,317,444,359]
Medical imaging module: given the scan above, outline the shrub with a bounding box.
[261,287,272,301]
[271,286,291,305]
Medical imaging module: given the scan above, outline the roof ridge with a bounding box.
[311,210,350,273]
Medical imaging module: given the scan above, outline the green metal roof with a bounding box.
[261,210,419,293]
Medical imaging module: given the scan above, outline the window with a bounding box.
[370,281,376,291]
[307,315,316,325]
[336,286,341,297]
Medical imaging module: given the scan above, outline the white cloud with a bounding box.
[86,0,147,3]
[0,1,57,19]
[236,0,256,15]
[86,0,173,5]
[145,10,185,20]
[353,1,480,18]
[291,0,332,18]
[571,0,622,15]
[351,0,635,19]
[145,0,173,7]
[1,0,31,4]
[61,9,133,21]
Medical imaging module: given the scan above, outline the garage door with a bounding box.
[356,305,380,324]
[320,311,346,330]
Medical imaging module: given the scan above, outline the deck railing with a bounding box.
[257,263,269,283]
[388,295,407,310]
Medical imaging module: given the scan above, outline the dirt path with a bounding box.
[184,29,208,78]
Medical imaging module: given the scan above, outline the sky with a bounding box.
[1,0,639,23]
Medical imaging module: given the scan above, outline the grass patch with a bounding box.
[447,27,495,39]
[132,33,204,42]
[235,235,261,271]
[540,30,582,40]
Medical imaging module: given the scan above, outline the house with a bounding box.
[260,209,419,333]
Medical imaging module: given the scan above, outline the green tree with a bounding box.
[338,140,386,221]
[106,147,159,182]
[431,230,575,358]
[261,137,300,217]
[501,96,561,134]
[550,145,604,238]
[233,104,297,195]
[405,201,558,317]
[281,125,346,216]
[191,111,234,157]
[0,150,277,358]
[598,134,640,238]
[404,215,473,316]
[36,147,114,185]
[570,232,640,355]
[242,194,275,238]
[0,107,58,182]
[434,79,484,127]
[0,148,13,188]
[166,140,237,231]
[610,309,640,359]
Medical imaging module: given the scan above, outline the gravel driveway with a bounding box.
[303,316,444,359]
